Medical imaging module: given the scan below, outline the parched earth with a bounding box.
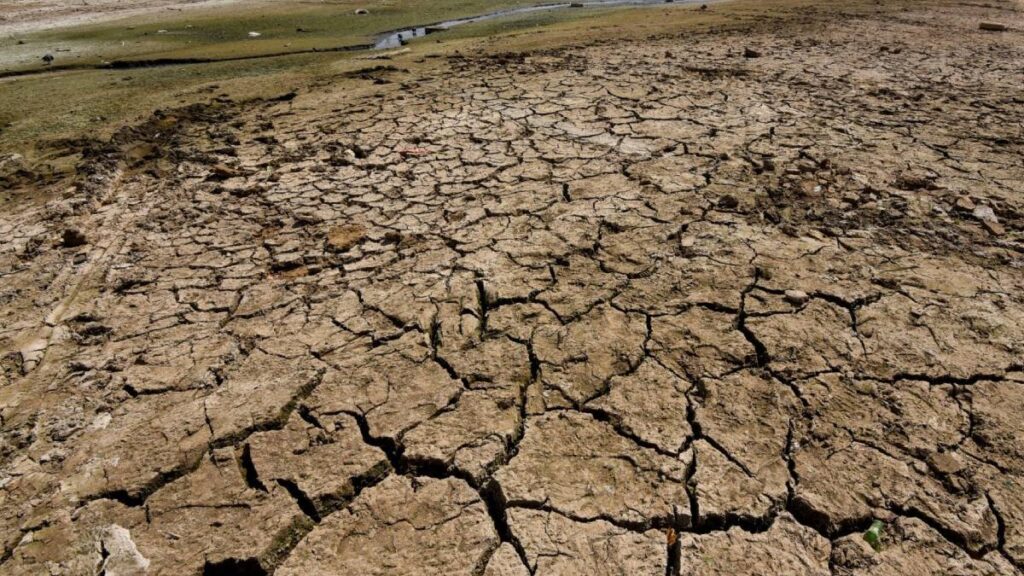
[1,0,1024,574]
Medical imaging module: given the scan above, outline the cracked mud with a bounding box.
[2,0,1024,574]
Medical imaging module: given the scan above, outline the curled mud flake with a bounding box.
[586,359,693,454]
[308,335,462,442]
[532,304,647,406]
[402,388,523,484]
[678,514,831,575]
[277,476,498,576]
[792,442,999,554]
[246,412,391,518]
[508,507,666,575]
[831,517,1015,576]
[857,294,1024,381]
[495,411,691,528]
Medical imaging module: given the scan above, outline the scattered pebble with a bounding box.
[61,229,87,248]
[784,290,810,305]
[979,22,1007,31]
[972,205,1004,235]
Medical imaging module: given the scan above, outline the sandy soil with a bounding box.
[0,0,246,35]
[1,0,1023,574]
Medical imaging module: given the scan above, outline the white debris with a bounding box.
[98,525,150,576]
[972,204,998,224]
[91,412,113,430]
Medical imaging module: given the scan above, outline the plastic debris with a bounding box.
[863,520,885,551]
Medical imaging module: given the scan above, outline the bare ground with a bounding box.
[1,0,1024,574]
[0,0,245,35]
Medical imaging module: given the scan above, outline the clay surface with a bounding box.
[2,0,1024,574]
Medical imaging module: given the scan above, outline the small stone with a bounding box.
[972,205,998,223]
[743,47,762,58]
[717,194,739,209]
[784,290,810,305]
[207,163,242,180]
[954,195,975,212]
[982,219,1005,236]
[62,229,87,248]
[979,22,1007,32]
[928,452,964,475]
[894,169,933,191]
[972,205,1004,235]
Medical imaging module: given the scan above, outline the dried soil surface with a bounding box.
[2,0,1024,574]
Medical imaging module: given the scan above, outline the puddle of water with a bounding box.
[373,0,695,49]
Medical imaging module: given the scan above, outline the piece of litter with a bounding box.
[248,31,262,38]
[863,520,885,551]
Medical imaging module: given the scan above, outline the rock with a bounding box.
[972,205,996,222]
[62,228,87,248]
[784,290,810,305]
[743,47,762,58]
[927,451,964,475]
[979,22,1007,32]
[982,219,1005,236]
[207,163,243,180]
[973,205,1004,235]
[0,153,26,176]
[718,194,740,209]
[97,524,151,574]
[894,169,934,190]
[954,195,975,212]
